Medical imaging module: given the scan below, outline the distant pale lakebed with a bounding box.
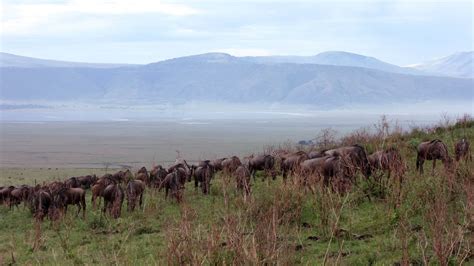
[0,114,444,168]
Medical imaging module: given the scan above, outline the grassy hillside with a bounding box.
[0,115,472,265]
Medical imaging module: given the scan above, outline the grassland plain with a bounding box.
[0,116,472,265]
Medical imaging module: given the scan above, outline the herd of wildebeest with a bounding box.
[0,138,471,222]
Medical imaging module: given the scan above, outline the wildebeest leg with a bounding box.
[139,194,143,209]
[418,158,424,174]
[82,197,86,219]
[432,159,436,175]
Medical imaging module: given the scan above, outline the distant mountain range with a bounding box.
[409,51,473,78]
[0,51,472,107]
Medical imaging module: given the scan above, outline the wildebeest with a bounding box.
[149,165,168,188]
[210,158,226,172]
[308,150,326,159]
[281,151,309,180]
[248,154,276,181]
[91,174,116,208]
[112,169,133,184]
[77,175,98,189]
[159,169,186,202]
[191,161,215,194]
[323,144,372,182]
[53,186,87,218]
[65,177,81,188]
[368,147,405,180]
[103,183,125,218]
[136,167,150,185]
[222,156,242,175]
[455,138,471,162]
[9,185,31,209]
[299,156,332,187]
[168,159,192,182]
[126,179,145,211]
[32,189,52,221]
[416,139,452,174]
[0,186,15,205]
[234,165,251,197]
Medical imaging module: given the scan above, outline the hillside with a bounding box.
[1,53,472,107]
[409,51,473,78]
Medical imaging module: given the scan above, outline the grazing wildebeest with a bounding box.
[210,158,226,172]
[321,155,352,189]
[168,160,192,182]
[191,161,215,194]
[91,174,116,208]
[48,181,64,195]
[149,165,168,188]
[416,139,452,174]
[299,156,332,186]
[323,144,372,182]
[0,186,15,205]
[159,169,186,202]
[53,186,87,218]
[308,150,326,159]
[222,156,242,175]
[455,138,471,162]
[233,165,251,197]
[77,175,98,189]
[126,179,145,211]
[248,154,276,181]
[136,167,150,185]
[32,189,52,221]
[281,151,309,180]
[103,183,125,218]
[368,147,405,180]
[9,185,31,209]
[65,177,81,188]
[112,169,133,184]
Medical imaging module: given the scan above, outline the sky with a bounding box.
[0,0,472,66]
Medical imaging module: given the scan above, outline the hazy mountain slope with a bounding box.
[1,53,472,106]
[242,51,422,75]
[0,52,135,68]
[409,51,473,78]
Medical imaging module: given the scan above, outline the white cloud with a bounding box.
[1,0,200,35]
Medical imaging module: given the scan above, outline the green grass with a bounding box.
[0,120,472,265]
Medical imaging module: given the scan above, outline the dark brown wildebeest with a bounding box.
[455,138,472,162]
[77,175,98,189]
[299,156,332,187]
[248,154,276,181]
[32,189,52,221]
[112,169,133,184]
[65,177,81,188]
[149,165,168,188]
[168,159,192,182]
[191,161,215,194]
[233,165,251,197]
[136,167,150,185]
[323,144,372,182]
[210,158,226,172]
[9,185,31,209]
[126,179,145,212]
[48,181,64,195]
[416,139,452,174]
[368,147,405,180]
[308,150,326,159]
[0,186,15,205]
[159,169,186,202]
[91,174,116,208]
[222,156,242,175]
[281,151,309,180]
[53,186,87,218]
[103,183,124,218]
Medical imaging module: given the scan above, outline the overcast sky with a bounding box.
[1,0,472,65]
